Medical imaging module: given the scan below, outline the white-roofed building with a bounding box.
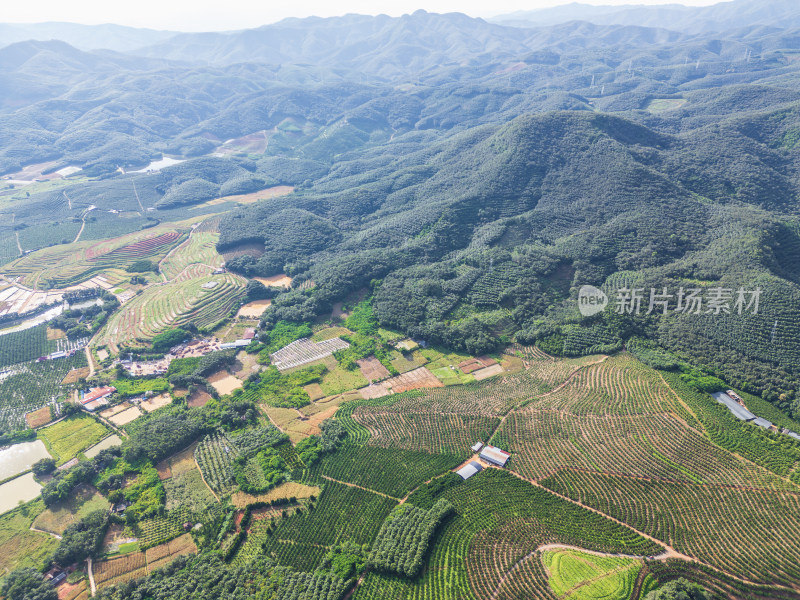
[456,461,484,480]
[480,445,511,467]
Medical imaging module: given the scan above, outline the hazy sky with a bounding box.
[1,0,721,31]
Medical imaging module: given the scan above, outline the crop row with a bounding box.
[541,469,800,586]
[354,469,659,600]
[195,430,239,496]
[494,408,793,491]
[0,353,86,430]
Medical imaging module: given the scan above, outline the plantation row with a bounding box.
[353,470,660,600]
[0,323,57,369]
[5,226,186,289]
[661,371,800,477]
[369,499,453,577]
[0,353,86,430]
[493,408,793,491]
[352,411,499,455]
[526,355,687,417]
[195,426,290,497]
[258,481,397,571]
[303,446,463,499]
[492,550,556,600]
[195,430,239,496]
[542,469,800,586]
[642,559,800,600]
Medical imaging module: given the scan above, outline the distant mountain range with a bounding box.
[491,0,800,34]
[0,22,175,52]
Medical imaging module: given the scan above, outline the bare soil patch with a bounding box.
[26,406,52,428]
[254,274,293,288]
[473,363,505,381]
[237,299,271,318]
[140,393,171,412]
[221,242,264,261]
[187,389,212,408]
[46,327,66,340]
[61,367,91,385]
[208,371,244,395]
[108,406,142,426]
[218,186,294,204]
[389,367,444,393]
[231,482,320,509]
[357,356,391,383]
[303,383,325,401]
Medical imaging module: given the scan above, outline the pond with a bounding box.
[84,434,122,458]
[0,473,42,515]
[0,439,51,480]
[132,157,184,173]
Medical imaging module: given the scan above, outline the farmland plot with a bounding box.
[97,267,247,352]
[271,337,350,371]
[4,227,187,289]
[0,353,86,431]
[542,470,800,587]
[159,230,224,280]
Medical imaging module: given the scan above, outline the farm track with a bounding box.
[320,475,401,501]
[503,466,784,589]
[87,557,97,596]
[131,178,144,214]
[72,217,86,244]
[487,355,609,445]
[29,525,62,540]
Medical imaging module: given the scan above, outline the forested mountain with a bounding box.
[2,6,800,418]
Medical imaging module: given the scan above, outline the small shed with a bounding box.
[480,445,511,467]
[752,417,774,430]
[783,429,800,442]
[471,442,484,453]
[456,461,484,480]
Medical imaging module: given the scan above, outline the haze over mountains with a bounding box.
[2,0,800,416]
[493,0,800,33]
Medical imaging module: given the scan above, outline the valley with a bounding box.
[1,2,800,599]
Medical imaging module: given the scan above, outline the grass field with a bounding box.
[320,362,369,395]
[542,548,640,599]
[38,415,109,464]
[0,500,59,575]
[32,483,109,535]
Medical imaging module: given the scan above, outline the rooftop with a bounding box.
[480,445,511,467]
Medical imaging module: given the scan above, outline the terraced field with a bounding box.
[96,265,246,352]
[160,230,224,280]
[3,226,188,289]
